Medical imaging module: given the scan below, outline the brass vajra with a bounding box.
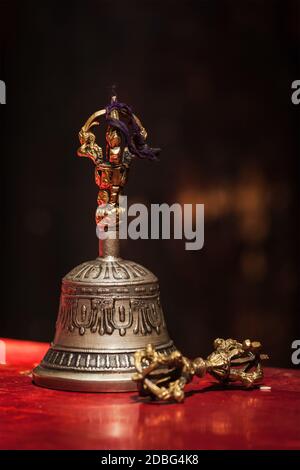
[77,95,159,227]
[132,339,269,402]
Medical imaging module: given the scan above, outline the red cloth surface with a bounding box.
[0,338,299,450]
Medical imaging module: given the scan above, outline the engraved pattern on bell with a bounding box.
[33,256,174,392]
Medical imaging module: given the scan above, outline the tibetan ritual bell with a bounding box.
[33,95,175,391]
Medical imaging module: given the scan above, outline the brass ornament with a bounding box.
[33,95,174,392]
[132,339,269,402]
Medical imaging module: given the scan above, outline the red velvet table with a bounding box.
[0,338,299,450]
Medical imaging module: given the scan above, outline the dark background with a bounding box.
[1,0,299,367]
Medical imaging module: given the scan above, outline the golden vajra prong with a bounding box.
[132,339,269,402]
[77,95,159,229]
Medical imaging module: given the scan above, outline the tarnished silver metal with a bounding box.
[33,234,174,391]
[33,96,175,392]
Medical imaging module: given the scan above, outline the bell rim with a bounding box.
[32,365,138,392]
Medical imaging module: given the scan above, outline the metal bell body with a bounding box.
[33,240,174,391]
[33,97,174,391]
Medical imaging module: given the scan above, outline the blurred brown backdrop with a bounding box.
[1,0,299,366]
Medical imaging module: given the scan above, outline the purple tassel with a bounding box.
[105,101,160,161]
